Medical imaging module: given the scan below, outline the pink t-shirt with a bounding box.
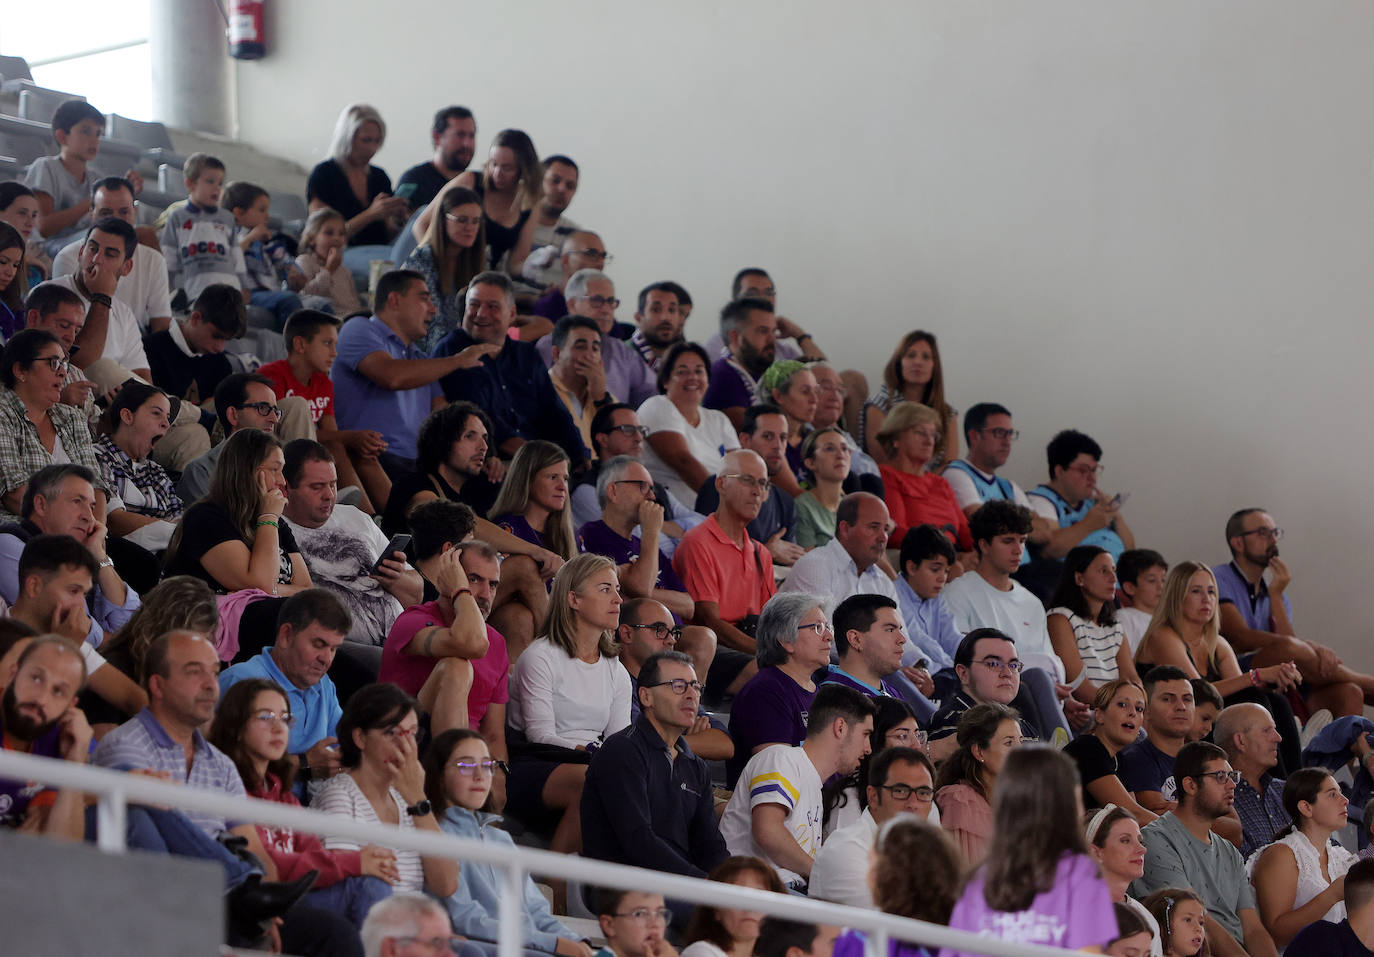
[258,359,335,423]
[379,602,510,728]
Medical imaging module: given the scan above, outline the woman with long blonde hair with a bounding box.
[1135,561,1302,772]
[505,554,630,882]
[307,103,409,251]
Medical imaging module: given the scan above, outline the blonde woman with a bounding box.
[1135,561,1303,772]
[306,104,409,251]
[506,554,630,864]
[876,401,973,559]
[862,330,958,467]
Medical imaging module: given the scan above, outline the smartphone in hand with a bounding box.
[371,534,412,574]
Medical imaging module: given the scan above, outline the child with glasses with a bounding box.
[208,677,398,929]
[422,728,591,957]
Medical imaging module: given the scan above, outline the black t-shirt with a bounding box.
[395,161,453,211]
[166,501,299,593]
[380,469,500,538]
[1287,920,1374,957]
[1063,733,1118,808]
[306,159,394,247]
[143,331,233,406]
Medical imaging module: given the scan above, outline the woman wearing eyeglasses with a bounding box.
[165,430,314,654]
[874,402,974,568]
[724,592,832,788]
[422,728,592,957]
[404,186,486,355]
[0,328,112,523]
[209,678,399,930]
[312,682,459,898]
[639,341,741,505]
[933,702,1024,869]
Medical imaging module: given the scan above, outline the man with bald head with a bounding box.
[536,269,656,405]
[1214,702,1292,857]
[532,229,611,320]
[0,636,91,838]
[780,492,897,615]
[435,270,588,464]
[673,449,777,660]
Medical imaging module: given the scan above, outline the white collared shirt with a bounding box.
[778,535,899,620]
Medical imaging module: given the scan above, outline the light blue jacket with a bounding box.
[440,806,575,952]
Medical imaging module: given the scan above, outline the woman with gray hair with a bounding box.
[724,591,833,787]
[307,103,409,258]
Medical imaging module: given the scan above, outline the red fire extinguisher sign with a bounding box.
[228,0,266,60]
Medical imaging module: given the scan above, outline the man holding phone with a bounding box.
[281,439,423,645]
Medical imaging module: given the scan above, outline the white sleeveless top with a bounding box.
[1246,829,1356,947]
[1048,607,1123,685]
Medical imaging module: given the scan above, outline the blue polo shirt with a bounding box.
[1212,560,1292,633]
[218,650,342,755]
[332,315,440,460]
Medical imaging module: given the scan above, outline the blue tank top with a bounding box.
[1028,484,1125,559]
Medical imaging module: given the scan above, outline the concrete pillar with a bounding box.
[148,0,234,136]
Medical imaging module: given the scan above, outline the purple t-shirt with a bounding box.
[701,356,757,413]
[942,853,1117,957]
[495,513,546,550]
[820,664,901,700]
[577,519,687,594]
[0,719,63,828]
[725,666,815,787]
[1212,560,1292,632]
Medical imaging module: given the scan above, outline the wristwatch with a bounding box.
[405,799,432,817]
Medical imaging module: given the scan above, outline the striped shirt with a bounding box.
[1048,606,1124,686]
[719,745,822,887]
[313,772,426,892]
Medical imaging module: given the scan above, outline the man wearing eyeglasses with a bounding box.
[1022,429,1133,600]
[571,403,704,552]
[536,270,656,404]
[1134,741,1279,957]
[943,402,1039,522]
[808,746,935,908]
[361,891,479,957]
[1213,508,1374,712]
[613,598,735,761]
[926,628,1041,762]
[176,372,315,503]
[581,650,729,910]
[531,230,612,320]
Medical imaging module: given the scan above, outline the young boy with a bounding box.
[224,180,314,329]
[895,523,964,704]
[1188,677,1223,743]
[258,309,387,513]
[594,888,677,957]
[24,99,144,255]
[1116,548,1168,652]
[159,153,249,301]
[143,284,245,470]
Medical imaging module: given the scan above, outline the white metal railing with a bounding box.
[0,749,1080,957]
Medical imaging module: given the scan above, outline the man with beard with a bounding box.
[703,269,827,368]
[280,440,423,645]
[1214,508,1374,713]
[380,512,510,807]
[629,282,686,372]
[702,298,779,430]
[218,589,352,787]
[1134,741,1278,957]
[395,106,477,211]
[0,636,91,838]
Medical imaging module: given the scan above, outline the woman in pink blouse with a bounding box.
[932,702,1024,870]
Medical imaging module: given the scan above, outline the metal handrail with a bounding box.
[0,749,1079,957]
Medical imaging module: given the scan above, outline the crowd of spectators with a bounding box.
[3,93,1374,957]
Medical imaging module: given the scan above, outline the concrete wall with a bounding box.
[235,2,1374,660]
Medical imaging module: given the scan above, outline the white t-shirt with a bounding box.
[941,570,1065,682]
[284,504,404,646]
[1117,606,1153,652]
[636,394,741,504]
[719,744,823,887]
[53,241,172,331]
[507,637,632,750]
[942,460,1032,511]
[40,274,150,373]
[313,772,425,891]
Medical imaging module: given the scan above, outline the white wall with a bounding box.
[237,2,1374,661]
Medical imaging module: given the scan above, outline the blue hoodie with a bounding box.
[439,806,576,952]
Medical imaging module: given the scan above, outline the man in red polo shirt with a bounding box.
[673,448,773,699]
